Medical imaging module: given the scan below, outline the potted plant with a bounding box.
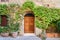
[46,20,60,38]
[56,20,60,37]
[9,22,19,37]
[0,26,9,37]
[32,6,60,40]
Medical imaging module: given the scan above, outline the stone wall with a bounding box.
[0,0,60,8]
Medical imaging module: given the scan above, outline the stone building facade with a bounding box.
[0,0,60,8]
[0,0,60,36]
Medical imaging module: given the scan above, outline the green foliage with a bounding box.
[9,22,19,32]
[0,16,1,24]
[33,6,60,29]
[0,3,10,33]
[9,4,18,7]
[15,12,20,21]
[22,1,60,29]
[8,4,21,22]
[0,26,9,33]
[0,4,9,15]
[56,21,60,33]
[0,27,3,33]
[0,4,21,33]
[9,4,20,13]
[22,1,35,10]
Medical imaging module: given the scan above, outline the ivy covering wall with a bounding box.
[22,1,60,30]
[0,4,21,24]
[0,4,21,33]
[0,1,60,33]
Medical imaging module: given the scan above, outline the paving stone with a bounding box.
[0,36,60,40]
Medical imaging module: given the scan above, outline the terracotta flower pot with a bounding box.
[58,33,60,38]
[11,32,18,38]
[54,33,58,38]
[46,33,55,38]
[46,33,60,38]
[1,33,9,37]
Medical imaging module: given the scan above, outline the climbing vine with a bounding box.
[33,6,60,29]
[22,1,60,29]
[0,4,21,33]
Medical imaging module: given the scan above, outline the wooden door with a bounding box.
[24,13,35,33]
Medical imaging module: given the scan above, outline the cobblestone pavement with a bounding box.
[0,36,60,40]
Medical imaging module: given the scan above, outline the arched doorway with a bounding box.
[24,11,35,33]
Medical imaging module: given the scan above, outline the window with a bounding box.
[1,0,9,2]
[0,15,8,26]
